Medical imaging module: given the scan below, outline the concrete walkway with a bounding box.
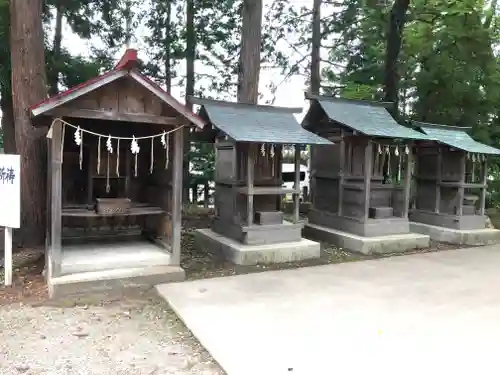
[157,245,500,375]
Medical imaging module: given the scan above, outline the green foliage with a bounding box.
[189,142,215,186]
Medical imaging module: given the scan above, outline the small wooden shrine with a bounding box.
[411,121,500,230]
[29,49,205,293]
[189,97,331,251]
[302,95,431,240]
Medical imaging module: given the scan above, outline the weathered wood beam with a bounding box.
[293,144,301,224]
[50,119,63,277]
[87,149,94,207]
[246,145,254,227]
[338,131,345,216]
[363,140,373,221]
[480,157,488,216]
[434,147,442,213]
[171,127,184,265]
[47,108,184,126]
[457,151,466,216]
[402,143,413,218]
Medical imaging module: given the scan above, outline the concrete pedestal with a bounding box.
[194,228,321,265]
[48,265,185,299]
[410,222,500,246]
[304,223,430,255]
[47,240,185,299]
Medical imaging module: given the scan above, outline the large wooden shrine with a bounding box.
[189,97,331,265]
[302,95,431,254]
[29,49,205,297]
[410,121,500,245]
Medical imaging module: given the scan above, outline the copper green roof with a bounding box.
[305,96,431,141]
[413,121,500,155]
[190,97,332,145]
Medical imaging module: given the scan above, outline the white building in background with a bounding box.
[281,163,309,201]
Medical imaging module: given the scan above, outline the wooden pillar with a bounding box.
[310,144,316,207]
[171,127,184,265]
[246,144,254,226]
[293,144,301,223]
[363,140,373,221]
[338,131,345,216]
[87,148,94,207]
[434,147,442,213]
[275,145,283,212]
[346,142,352,175]
[402,143,413,218]
[480,156,488,216]
[125,148,131,198]
[50,120,63,277]
[457,151,466,216]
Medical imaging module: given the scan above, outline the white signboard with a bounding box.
[0,154,20,286]
[0,154,20,229]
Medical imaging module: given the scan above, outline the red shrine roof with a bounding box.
[29,49,205,129]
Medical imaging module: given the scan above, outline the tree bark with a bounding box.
[48,1,63,96]
[10,0,48,247]
[203,183,209,208]
[237,0,263,104]
[165,0,172,93]
[183,0,196,203]
[383,0,410,118]
[310,0,321,95]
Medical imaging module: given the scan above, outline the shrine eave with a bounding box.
[28,49,205,130]
[304,94,432,141]
[190,97,332,145]
[412,121,500,155]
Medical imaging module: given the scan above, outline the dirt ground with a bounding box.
[180,208,470,280]
[0,208,474,375]
[0,293,224,375]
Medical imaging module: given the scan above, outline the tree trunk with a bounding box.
[48,1,63,96]
[124,0,132,48]
[165,0,172,93]
[183,0,196,204]
[203,183,209,208]
[237,0,263,104]
[383,0,410,118]
[310,0,321,95]
[10,0,48,247]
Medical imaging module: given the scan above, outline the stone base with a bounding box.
[194,228,320,265]
[410,222,500,246]
[48,265,185,299]
[304,223,430,255]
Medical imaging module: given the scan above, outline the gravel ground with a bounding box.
[180,208,474,280]
[0,295,224,375]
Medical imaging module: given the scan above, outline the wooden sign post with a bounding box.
[0,154,21,286]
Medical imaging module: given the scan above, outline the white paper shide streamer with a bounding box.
[52,117,183,180]
[131,136,140,177]
[74,126,83,170]
[106,135,113,193]
[161,131,169,169]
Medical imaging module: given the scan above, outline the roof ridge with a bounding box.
[411,120,472,131]
[305,93,392,108]
[189,96,302,114]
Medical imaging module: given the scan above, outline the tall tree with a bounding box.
[237,0,263,103]
[185,0,196,203]
[310,0,321,94]
[383,0,410,117]
[48,0,63,95]
[0,0,14,154]
[10,0,48,246]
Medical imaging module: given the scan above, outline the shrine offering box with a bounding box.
[95,198,131,215]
